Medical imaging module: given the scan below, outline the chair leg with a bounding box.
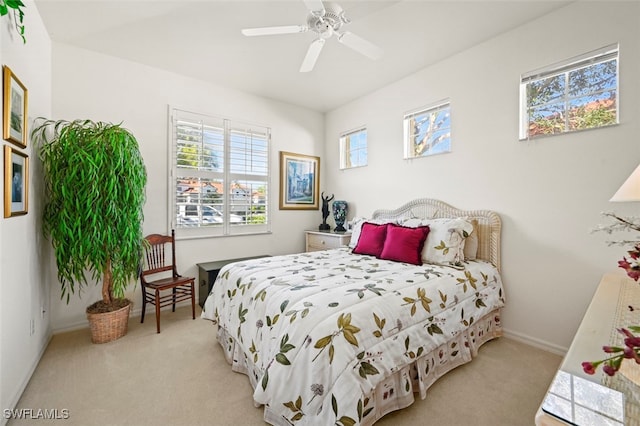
[172,287,177,312]
[155,290,161,334]
[190,281,196,320]
[140,289,146,324]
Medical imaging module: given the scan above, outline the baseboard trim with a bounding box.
[2,331,53,426]
[51,302,193,334]
[502,327,567,356]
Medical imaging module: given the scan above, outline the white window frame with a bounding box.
[169,108,271,239]
[403,99,451,159]
[339,126,367,169]
[519,44,619,140]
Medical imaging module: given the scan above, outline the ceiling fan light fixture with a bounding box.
[241,0,383,72]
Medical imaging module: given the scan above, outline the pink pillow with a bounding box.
[352,222,388,257]
[379,224,430,265]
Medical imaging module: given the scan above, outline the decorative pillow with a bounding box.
[379,224,430,265]
[352,222,388,257]
[349,217,397,248]
[402,218,473,265]
[462,218,479,260]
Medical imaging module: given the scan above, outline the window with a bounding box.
[403,100,451,159]
[339,127,367,169]
[520,44,618,140]
[171,109,270,238]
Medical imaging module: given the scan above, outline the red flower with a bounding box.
[619,257,640,281]
[603,364,618,376]
[584,328,640,377]
[582,361,597,375]
[629,245,640,260]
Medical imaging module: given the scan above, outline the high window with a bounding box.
[170,109,270,238]
[520,44,618,140]
[403,100,451,159]
[339,127,367,169]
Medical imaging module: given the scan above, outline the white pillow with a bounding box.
[462,218,479,260]
[403,218,473,265]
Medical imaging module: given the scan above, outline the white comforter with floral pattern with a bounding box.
[202,248,504,426]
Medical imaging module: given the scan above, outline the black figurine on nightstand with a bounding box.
[319,192,334,230]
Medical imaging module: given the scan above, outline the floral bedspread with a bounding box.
[202,248,504,425]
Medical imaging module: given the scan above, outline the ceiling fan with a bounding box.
[241,0,383,72]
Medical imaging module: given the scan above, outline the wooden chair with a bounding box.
[140,229,195,333]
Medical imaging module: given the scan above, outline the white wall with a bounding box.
[324,1,640,353]
[0,0,52,420]
[49,43,325,330]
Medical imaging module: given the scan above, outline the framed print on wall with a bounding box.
[4,145,28,217]
[279,151,320,210]
[3,66,28,148]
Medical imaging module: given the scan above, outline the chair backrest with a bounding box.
[141,229,178,278]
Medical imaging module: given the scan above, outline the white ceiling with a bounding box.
[34,0,571,112]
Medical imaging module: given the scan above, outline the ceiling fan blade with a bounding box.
[300,38,326,73]
[241,25,307,37]
[337,31,383,60]
[303,0,325,14]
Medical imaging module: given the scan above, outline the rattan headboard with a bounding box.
[371,198,502,271]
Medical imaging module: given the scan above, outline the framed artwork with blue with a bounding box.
[279,151,320,210]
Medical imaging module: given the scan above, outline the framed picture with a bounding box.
[3,66,28,148]
[279,151,320,210]
[4,145,28,217]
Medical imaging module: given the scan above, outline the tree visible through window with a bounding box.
[171,109,270,238]
[520,44,618,140]
[404,100,451,159]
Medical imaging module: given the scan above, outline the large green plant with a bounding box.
[31,119,147,309]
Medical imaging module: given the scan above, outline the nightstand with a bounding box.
[197,255,269,307]
[305,230,351,252]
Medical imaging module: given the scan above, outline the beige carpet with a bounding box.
[9,306,561,426]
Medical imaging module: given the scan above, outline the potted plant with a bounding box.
[31,119,147,343]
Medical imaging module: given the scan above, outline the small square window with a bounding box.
[403,100,451,159]
[340,127,367,169]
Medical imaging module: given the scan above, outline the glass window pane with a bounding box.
[340,128,367,169]
[528,103,565,137]
[404,102,451,158]
[172,109,270,235]
[527,74,565,107]
[520,44,618,140]
[568,60,617,97]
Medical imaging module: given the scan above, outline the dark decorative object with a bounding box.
[319,192,334,230]
[332,200,348,233]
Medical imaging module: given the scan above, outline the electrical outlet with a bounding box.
[30,319,35,336]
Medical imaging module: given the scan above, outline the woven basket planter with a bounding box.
[86,302,131,344]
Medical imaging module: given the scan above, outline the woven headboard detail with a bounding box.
[371,198,502,271]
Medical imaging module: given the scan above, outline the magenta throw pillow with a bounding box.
[352,222,388,257]
[379,224,430,265]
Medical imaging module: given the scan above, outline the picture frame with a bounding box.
[3,66,28,148]
[279,151,320,210]
[4,145,28,217]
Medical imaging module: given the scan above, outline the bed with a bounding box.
[202,198,504,425]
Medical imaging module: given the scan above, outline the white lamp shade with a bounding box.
[611,163,640,202]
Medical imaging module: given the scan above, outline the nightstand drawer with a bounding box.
[305,231,351,252]
[307,233,342,250]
